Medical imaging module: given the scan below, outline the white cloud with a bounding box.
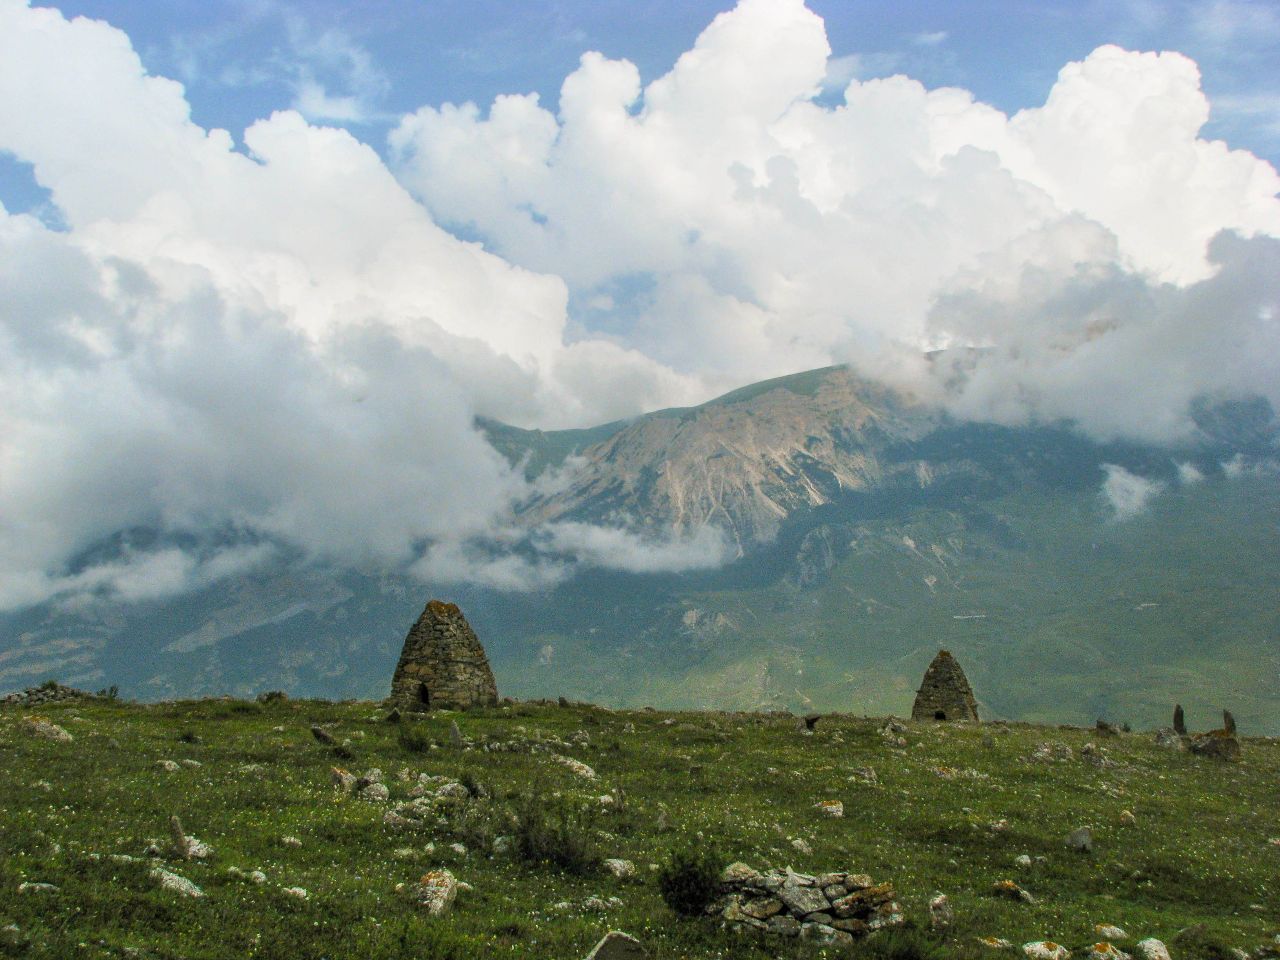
[2,0,1280,609]
[1176,461,1205,484]
[1101,464,1165,519]
[912,31,948,47]
[536,522,733,574]
[392,3,1280,432]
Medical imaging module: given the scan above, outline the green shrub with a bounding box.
[397,724,433,754]
[510,788,598,875]
[657,840,724,917]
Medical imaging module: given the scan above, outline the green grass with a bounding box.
[2,699,1278,959]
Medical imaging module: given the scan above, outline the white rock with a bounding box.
[23,718,72,743]
[1015,854,1033,868]
[790,838,812,856]
[1024,942,1071,960]
[814,800,844,818]
[1135,940,1171,960]
[1095,925,1128,941]
[156,760,180,772]
[281,886,308,899]
[281,835,302,848]
[360,782,390,802]
[412,869,458,916]
[603,858,636,880]
[550,754,597,779]
[150,868,204,898]
[584,930,647,959]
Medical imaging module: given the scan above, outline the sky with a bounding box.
[1,0,1279,608]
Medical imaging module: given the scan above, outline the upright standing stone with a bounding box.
[1173,704,1187,736]
[911,650,979,722]
[388,601,498,712]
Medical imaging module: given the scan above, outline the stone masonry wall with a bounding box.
[911,650,979,722]
[389,601,498,712]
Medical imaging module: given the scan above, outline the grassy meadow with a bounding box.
[2,697,1278,959]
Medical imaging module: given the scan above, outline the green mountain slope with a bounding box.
[2,365,1277,733]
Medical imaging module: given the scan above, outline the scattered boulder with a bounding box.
[992,879,1034,903]
[1024,943,1071,960]
[1095,719,1120,738]
[1090,944,1131,960]
[1096,925,1128,941]
[150,868,204,898]
[156,760,180,773]
[1136,940,1172,960]
[330,767,356,792]
[168,815,211,860]
[584,931,647,960]
[978,937,1016,950]
[929,893,953,930]
[22,717,73,743]
[1066,827,1094,853]
[814,800,844,818]
[309,726,336,745]
[603,859,636,880]
[1190,730,1241,761]
[410,869,458,916]
[551,754,597,780]
[1154,728,1186,750]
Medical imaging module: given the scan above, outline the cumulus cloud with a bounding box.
[1176,461,1205,484]
[1101,464,1165,519]
[3,0,1280,610]
[392,0,1280,433]
[0,0,700,609]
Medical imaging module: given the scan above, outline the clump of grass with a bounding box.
[657,839,724,917]
[853,927,947,960]
[397,724,433,754]
[1173,925,1238,960]
[510,787,599,875]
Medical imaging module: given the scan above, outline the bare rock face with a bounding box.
[388,601,498,713]
[911,650,979,722]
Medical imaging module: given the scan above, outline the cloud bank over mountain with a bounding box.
[1,0,1278,608]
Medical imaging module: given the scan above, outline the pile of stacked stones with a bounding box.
[2,683,94,707]
[713,863,903,946]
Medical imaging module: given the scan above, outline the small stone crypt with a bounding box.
[911,649,979,722]
[388,600,498,712]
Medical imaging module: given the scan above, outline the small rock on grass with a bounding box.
[1089,944,1130,960]
[993,879,1035,903]
[22,717,72,743]
[929,893,953,930]
[603,859,635,880]
[1024,943,1071,960]
[409,869,457,916]
[1095,925,1128,940]
[1066,827,1093,852]
[150,868,204,898]
[585,930,647,959]
[1135,941,1171,960]
[977,938,1015,951]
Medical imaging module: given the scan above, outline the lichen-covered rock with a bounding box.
[993,879,1034,903]
[388,601,498,712]
[150,868,204,898]
[1089,944,1131,960]
[411,869,458,916]
[1024,942,1071,960]
[929,893,953,930]
[1135,940,1171,960]
[22,717,72,743]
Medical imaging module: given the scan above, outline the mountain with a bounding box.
[3,365,1278,732]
